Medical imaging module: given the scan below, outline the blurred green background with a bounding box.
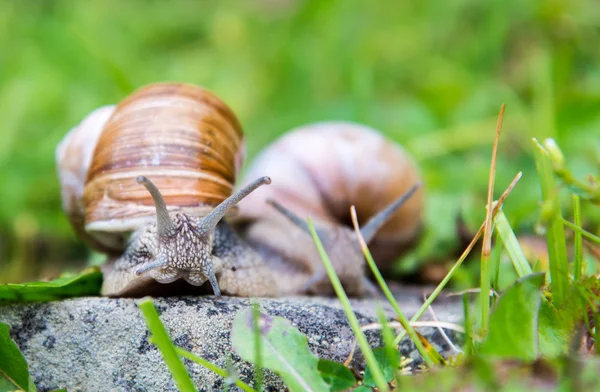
[1,0,599,283]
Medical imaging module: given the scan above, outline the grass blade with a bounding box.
[495,210,533,278]
[377,308,401,387]
[573,195,583,281]
[480,104,505,334]
[596,312,600,355]
[350,206,438,367]
[175,348,257,392]
[307,218,389,392]
[138,298,197,392]
[492,231,502,297]
[561,218,600,244]
[393,172,522,346]
[532,138,569,307]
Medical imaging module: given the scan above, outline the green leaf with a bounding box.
[537,299,572,357]
[0,268,102,303]
[0,322,36,391]
[317,359,356,391]
[231,308,329,392]
[352,386,373,392]
[363,347,400,387]
[478,273,545,360]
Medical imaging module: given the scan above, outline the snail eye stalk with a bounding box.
[136,176,174,238]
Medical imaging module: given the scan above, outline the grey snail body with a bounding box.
[56,82,424,298]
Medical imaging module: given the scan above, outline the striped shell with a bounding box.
[57,83,245,252]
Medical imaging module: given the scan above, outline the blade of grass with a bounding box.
[224,354,232,392]
[492,230,502,298]
[560,218,600,245]
[495,208,533,278]
[377,307,400,387]
[175,348,257,392]
[138,298,197,392]
[393,172,522,346]
[480,104,505,335]
[533,139,569,307]
[307,218,389,392]
[573,195,583,281]
[350,206,438,367]
[595,313,600,355]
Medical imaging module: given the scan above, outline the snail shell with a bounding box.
[57,83,245,252]
[56,105,116,252]
[236,122,424,271]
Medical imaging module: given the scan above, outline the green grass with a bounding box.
[2,0,600,283]
[307,218,389,391]
[138,298,197,392]
[349,205,439,367]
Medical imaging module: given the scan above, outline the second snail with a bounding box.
[56,82,424,298]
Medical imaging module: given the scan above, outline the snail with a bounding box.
[234,120,424,295]
[56,82,424,298]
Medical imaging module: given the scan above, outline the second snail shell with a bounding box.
[236,121,424,271]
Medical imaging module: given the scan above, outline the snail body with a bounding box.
[56,82,423,298]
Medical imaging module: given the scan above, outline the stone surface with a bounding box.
[0,287,463,392]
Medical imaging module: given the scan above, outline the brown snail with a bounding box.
[56,82,424,298]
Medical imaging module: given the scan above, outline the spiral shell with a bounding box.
[57,83,245,252]
[236,121,424,268]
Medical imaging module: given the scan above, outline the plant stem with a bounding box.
[495,211,533,278]
[393,172,522,345]
[532,139,569,308]
[308,218,389,392]
[480,104,505,335]
[176,348,257,392]
[139,298,197,392]
[351,206,437,367]
[573,195,583,281]
[560,218,600,244]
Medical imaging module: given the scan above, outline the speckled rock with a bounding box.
[0,288,463,392]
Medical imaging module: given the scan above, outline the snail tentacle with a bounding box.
[198,176,272,232]
[266,199,310,233]
[135,254,168,276]
[136,176,173,238]
[360,182,422,243]
[266,198,328,239]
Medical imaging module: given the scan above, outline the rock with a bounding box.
[0,287,463,392]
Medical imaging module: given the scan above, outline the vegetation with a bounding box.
[1,1,600,391]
